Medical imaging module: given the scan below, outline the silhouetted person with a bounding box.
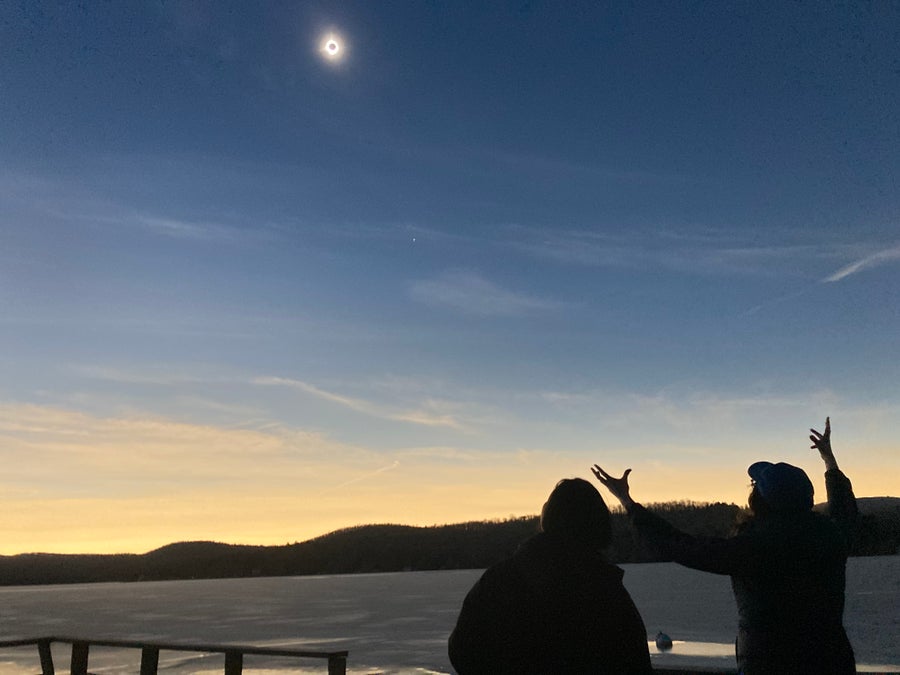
[448,478,652,674]
[593,417,857,675]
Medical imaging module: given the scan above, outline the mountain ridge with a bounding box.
[2,498,896,587]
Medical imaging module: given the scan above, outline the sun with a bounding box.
[319,32,345,63]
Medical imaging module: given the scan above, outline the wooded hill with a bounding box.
[1,497,897,586]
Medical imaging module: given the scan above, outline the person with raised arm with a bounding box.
[593,417,858,675]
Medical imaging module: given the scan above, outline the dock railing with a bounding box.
[0,636,348,675]
[10,638,892,675]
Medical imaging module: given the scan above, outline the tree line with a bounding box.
[1,497,896,586]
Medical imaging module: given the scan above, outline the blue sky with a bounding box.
[1,2,898,553]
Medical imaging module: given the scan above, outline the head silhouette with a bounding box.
[747,461,814,513]
[540,478,612,547]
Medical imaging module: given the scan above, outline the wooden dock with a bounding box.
[0,636,348,675]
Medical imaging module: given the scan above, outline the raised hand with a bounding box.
[591,465,636,509]
[810,416,839,471]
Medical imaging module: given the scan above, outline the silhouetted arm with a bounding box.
[592,464,761,575]
[628,504,761,575]
[811,418,858,547]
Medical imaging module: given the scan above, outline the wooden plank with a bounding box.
[328,653,347,675]
[70,642,89,675]
[37,639,54,675]
[140,646,160,675]
[45,635,347,659]
[224,649,243,675]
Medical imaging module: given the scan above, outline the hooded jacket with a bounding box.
[628,469,857,675]
[448,531,652,674]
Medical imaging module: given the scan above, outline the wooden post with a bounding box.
[328,653,347,675]
[223,649,243,675]
[37,639,55,675]
[140,646,160,675]
[70,642,90,675]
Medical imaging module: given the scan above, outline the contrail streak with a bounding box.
[316,460,401,496]
[823,244,900,282]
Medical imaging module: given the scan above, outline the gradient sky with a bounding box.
[2,2,898,554]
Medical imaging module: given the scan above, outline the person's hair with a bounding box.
[734,484,772,533]
[747,484,771,519]
[540,478,612,547]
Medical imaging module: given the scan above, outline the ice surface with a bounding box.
[0,557,895,673]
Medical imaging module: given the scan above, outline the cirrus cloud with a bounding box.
[410,270,564,317]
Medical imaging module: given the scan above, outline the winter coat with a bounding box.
[629,469,857,675]
[448,531,652,674]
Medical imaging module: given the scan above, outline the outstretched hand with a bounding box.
[810,416,839,471]
[591,465,636,509]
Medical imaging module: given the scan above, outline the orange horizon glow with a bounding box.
[1,404,895,555]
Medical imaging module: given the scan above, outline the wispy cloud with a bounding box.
[521,385,844,442]
[252,376,465,429]
[67,367,484,431]
[394,222,897,286]
[134,215,244,241]
[0,403,348,485]
[72,365,215,386]
[391,406,466,429]
[254,375,385,417]
[822,243,900,282]
[451,146,705,186]
[1,169,240,240]
[410,270,564,317]
[394,446,483,462]
[739,286,816,318]
[316,460,401,496]
[510,226,833,278]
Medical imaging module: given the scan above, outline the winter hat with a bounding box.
[747,461,814,512]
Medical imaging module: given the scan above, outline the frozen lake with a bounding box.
[0,555,897,673]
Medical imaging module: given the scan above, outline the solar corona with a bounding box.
[319,33,344,62]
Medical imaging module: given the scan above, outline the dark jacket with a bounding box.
[629,469,857,675]
[448,531,652,674]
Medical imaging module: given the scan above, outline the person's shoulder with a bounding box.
[732,513,815,544]
[461,555,522,607]
[773,510,846,552]
[806,509,845,538]
[477,554,519,583]
[590,558,626,583]
[475,540,538,587]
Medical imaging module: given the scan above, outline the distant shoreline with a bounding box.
[2,497,897,587]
